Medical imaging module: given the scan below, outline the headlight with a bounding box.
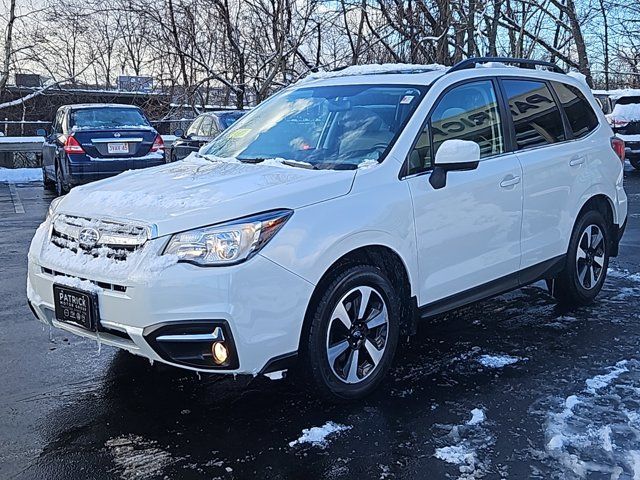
[47,196,65,219]
[163,209,293,266]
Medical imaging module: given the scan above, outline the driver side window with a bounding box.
[407,80,504,175]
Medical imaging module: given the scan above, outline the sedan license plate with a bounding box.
[107,142,129,154]
[53,285,98,331]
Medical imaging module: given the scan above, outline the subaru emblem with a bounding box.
[78,228,100,248]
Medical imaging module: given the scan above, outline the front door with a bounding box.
[405,79,523,306]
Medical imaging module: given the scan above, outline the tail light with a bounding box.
[611,137,625,163]
[63,135,84,154]
[151,134,164,152]
[611,118,629,129]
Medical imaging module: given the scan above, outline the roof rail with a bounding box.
[448,57,565,74]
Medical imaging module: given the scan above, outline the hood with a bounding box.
[55,156,355,236]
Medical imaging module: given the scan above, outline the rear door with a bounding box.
[42,108,64,178]
[499,78,583,268]
[406,79,523,306]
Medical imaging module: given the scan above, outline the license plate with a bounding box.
[53,285,98,331]
[107,142,129,154]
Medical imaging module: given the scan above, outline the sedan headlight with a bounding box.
[164,209,293,266]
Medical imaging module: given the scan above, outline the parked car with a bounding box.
[38,104,166,196]
[605,90,640,170]
[28,58,627,401]
[592,90,613,114]
[170,110,246,161]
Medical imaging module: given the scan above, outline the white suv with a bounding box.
[27,58,627,400]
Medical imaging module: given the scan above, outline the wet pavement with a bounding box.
[1,167,640,480]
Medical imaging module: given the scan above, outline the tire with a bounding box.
[42,166,56,191]
[55,162,66,197]
[629,156,640,170]
[553,209,610,306]
[302,265,400,401]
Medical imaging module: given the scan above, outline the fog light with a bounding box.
[212,341,228,364]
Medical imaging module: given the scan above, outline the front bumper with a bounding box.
[27,250,314,374]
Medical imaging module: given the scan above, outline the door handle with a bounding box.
[569,156,585,166]
[500,175,521,188]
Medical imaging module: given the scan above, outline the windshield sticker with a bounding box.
[228,128,251,139]
[400,95,415,104]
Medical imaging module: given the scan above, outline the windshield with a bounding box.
[70,107,150,129]
[219,112,245,129]
[202,84,426,169]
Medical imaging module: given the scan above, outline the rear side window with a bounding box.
[186,116,203,137]
[502,80,565,150]
[552,81,599,139]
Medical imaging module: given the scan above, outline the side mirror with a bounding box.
[174,128,184,138]
[36,128,47,137]
[429,140,480,190]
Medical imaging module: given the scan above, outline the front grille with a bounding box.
[50,214,149,261]
[41,267,127,292]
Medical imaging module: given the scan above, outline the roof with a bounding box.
[65,103,142,110]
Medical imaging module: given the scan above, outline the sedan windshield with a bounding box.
[70,108,150,130]
[202,84,426,169]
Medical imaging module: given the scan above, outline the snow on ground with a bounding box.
[477,354,523,369]
[434,408,492,479]
[105,434,180,480]
[545,359,640,478]
[0,167,42,183]
[288,422,351,448]
[608,266,640,284]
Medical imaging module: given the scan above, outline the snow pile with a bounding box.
[477,354,522,369]
[434,408,492,479]
[545,359,640,478]
[288,421,351,448]
[0,167,42,183]
[466,408,485,426]
[299,63,446,83]
[567,71,588,85]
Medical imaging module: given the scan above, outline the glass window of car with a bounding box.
[408,80,504,175]
[552,81,599,139]
[219,112,244,129]
[502,80,566,149]
[202,84,426,169]
[199,116,214,137]
[69,107,150,130]
[52,109,64,134]
[186,117,203,137]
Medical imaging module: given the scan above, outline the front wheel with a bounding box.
[553,210,610,305]
[303,265,400,401]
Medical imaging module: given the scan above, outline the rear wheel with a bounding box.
[42,166,55,191]
[553,210,610,305]
[55,163,66,197]
[303,265,400,401]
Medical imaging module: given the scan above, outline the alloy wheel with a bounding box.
[576,224,606,290]
[326,286,388,384]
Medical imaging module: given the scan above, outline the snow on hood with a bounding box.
[55,154,355,237]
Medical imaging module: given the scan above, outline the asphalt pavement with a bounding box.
[1,167,640,479]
